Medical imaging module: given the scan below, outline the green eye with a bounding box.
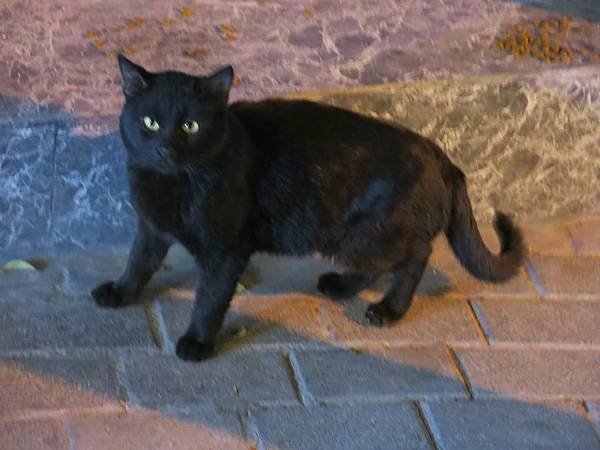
[182,120,199,134]
[143,116,159,131]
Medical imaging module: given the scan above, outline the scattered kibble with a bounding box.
[181,6,193,19]
[162,18,176,27]
[93,39,107,48]
[303,8,316,18]
[232,76,241,87]
[106,26,121,33]
[216,23,237,43]
[491,16,599,64]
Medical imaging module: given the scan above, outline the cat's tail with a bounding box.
[444,174,524,283]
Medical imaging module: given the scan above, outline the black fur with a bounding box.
[91,55,525,361]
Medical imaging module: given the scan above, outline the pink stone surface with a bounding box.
[1,0,598,120]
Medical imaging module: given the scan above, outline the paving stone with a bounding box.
[0,419,68,450]
[66,409,247,450]
[455,348,600,399]
[0,355,119,417]
[247,253,342,297]
[587,401,600,439]
[424,399,600,450]
[0,256,65,304]
[252,403,432,450]
[121,350,298,409]
[429,236,538,298]
[294,346,467,402]
[322,296,482,345]
[520,221,575,256]
[52,122,135,250]
[0,124,55,259]
[569,217,600,256]
[472,298,600,346]
[526,254,600,300]
[0,299,153,351]
[161,294,332,349]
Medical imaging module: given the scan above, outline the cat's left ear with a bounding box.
[206,65,234,104]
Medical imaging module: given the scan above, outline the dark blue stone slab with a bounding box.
[0,124,55,260]
[52,122,135,250]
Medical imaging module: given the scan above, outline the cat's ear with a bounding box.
[118,54,151,98]
[206,65,234,104]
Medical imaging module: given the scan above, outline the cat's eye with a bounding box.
[143,116,160,132]
[182,120,199,134]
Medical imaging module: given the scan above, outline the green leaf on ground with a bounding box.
[2,259,37,272]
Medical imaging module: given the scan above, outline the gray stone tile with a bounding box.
[455,348,600,399]
[0,124,55,259]
[160,294,332,350]
[0,355,120,417]
[253,403,432,450]
[52,122,135,249]
[424,399,600,450]
[294,347,467,402]
[120,351,298,409]
[0,299,153,351]
[473,299,600,346]
[66,409,248,450]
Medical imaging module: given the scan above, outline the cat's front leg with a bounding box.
[176,250,250,362]
[91,220,172,308]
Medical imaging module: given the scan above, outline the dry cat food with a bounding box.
[491,16,600,63]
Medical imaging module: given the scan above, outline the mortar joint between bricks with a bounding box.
[414,401,443,450]
[444,345,474,399]
[286,351,316,406]
[467,299,492,346]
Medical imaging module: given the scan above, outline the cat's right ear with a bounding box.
[118,54,151,98]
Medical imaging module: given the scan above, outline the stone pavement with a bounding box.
[1,0,600,448]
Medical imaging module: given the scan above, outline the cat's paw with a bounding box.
[175,334,214,362]
[91,281,127,308]
[317,272,352,300]
[365,303,405,327]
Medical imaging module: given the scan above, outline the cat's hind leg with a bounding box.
[92,220,172,308]
[365,245,431,327]
[317,271,377,300]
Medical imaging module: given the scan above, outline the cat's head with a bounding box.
[117,55,234,173]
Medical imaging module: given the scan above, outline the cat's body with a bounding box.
[92,56,524,361]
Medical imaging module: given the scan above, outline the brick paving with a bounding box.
[2,0,600,448]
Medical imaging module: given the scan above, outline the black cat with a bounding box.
[91,55,524,362]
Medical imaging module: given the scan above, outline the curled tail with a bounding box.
[445,175,524,283]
